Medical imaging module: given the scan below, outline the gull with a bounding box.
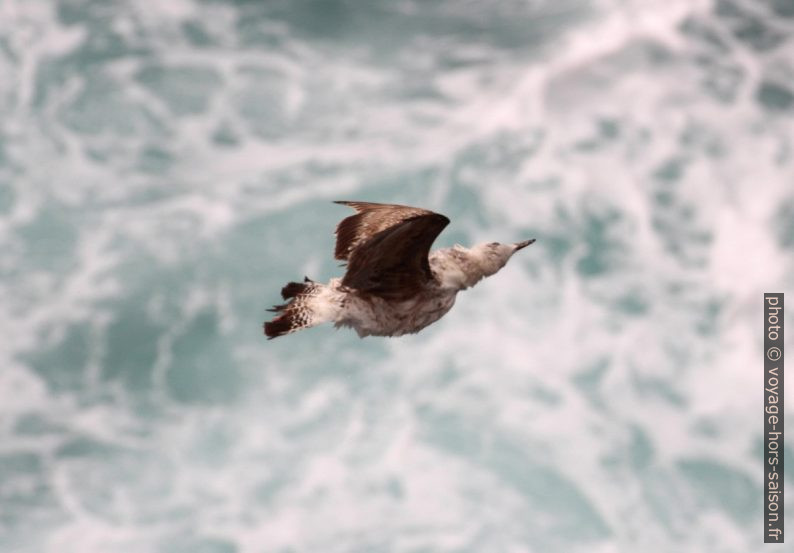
[263,201,535,339]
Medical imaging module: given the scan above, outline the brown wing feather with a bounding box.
[341,211,450,300]
[333,201,438,261]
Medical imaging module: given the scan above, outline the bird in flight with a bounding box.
[264,201,535,339]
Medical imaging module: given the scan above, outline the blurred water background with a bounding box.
[1,0,793,551]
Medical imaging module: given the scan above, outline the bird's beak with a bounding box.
[514,239,536,251]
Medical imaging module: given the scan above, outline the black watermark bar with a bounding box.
[765,293,784,543]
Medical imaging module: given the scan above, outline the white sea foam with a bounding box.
[1,0,792,552]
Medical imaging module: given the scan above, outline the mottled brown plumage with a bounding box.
[335,202,450,301]
[333,201,443,261]
[263,201,534,339]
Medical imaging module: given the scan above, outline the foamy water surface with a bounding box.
[1,0,793,552]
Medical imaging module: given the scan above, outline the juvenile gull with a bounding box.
[263,201,535,339]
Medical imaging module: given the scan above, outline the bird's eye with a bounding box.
[489,242,499,247]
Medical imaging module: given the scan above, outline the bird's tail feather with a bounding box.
[263,278,338,339]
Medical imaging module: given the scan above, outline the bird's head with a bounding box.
[468,238,536,277]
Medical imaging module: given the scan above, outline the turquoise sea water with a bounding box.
[1,0,793,551]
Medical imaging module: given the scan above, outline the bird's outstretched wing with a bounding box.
[334,201,449,300]
[333,201,441,261]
